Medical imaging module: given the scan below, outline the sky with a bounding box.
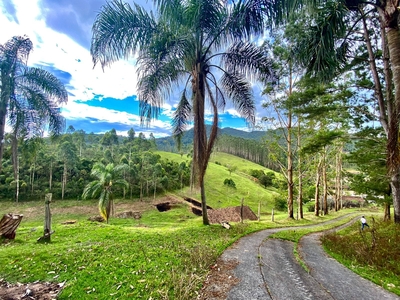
[0,0,267,138]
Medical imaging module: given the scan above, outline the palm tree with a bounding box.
[0,35,68,172]
[91,0,274,225]
[82,162,129,223]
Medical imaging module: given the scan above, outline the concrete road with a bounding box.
[215,215,400,300]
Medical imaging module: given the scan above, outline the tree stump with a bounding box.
[37,193,54,243]
[0,214,23,239]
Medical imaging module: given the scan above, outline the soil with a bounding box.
[0,279,64,300]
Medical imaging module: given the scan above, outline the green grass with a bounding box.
[321,218,400,296]
[0,203,261,299]
[1,200,396,298]
[1,151,398,298]
[157,151,281,213]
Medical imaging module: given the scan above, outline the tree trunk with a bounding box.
[322,149,328,215]
[384,202,391,221]
[297,119,303,219]
[287,111,294,219]
[379,3,400,223]
[314,157,322,216]
[49,160,53,190]
[62,162,67,200]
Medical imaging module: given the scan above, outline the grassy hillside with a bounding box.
[156,151,281,214]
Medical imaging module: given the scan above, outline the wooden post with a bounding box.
[271,208,274,222]
[38,193,54,242]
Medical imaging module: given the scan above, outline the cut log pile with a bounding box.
[0,213,23,239]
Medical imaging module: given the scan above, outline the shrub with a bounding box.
[223,178,236,189]
[274,195,287,211]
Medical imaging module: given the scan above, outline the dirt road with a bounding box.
[199,215,399,300]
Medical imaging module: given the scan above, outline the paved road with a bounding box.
[217,215,400,300]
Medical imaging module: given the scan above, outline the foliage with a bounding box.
[91,0,274,225]
[82,162,129,223]
[274,195,287,211]
[223,178,236,189]
[322,219,400,295]
[0,36,68,166]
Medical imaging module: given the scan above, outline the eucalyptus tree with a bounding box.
[91,0,274,224]
[58,139,78,200]
[0,36,68,171]
[82,162,129,223]
[289,0,400,223]
[262,31,304,219]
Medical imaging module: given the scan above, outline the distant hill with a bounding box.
[156,126,268,152]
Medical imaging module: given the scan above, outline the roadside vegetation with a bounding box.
[322,218,400,296]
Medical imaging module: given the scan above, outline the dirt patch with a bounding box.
[0,279,64,300]
[207,206,258,224]
[197,258,240,300]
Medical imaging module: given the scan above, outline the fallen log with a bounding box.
[0,214,23,239]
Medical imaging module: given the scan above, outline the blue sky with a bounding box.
[0,0,267,138]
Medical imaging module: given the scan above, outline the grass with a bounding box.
[1,196,364,299]
[321,217,400,296]
[158,151,281,213]
[1,151,398,298]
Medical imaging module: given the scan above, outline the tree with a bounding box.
[289,0,400,223]
[0,36,68,171]
[91,0,273,225]
[82,162,128,223]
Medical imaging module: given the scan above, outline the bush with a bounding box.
[274,195,287,211]
[223,178,236,189]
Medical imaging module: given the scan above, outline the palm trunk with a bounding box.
[11,134,19,203]
[192,63,210,225]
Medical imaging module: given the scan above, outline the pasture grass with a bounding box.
[1,198,364,299]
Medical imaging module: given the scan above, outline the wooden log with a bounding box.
[0,214,23,239]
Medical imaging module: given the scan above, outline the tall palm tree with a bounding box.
[0,36,68,172]
[91,0,274,225]
[82,162,129,223]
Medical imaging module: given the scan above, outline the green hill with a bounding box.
[156,150,281,214]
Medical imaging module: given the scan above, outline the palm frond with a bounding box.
[91,0,157,69]
[227,0,268,40]
[172,91,192,149]
[0,36,32,68]
[221,42,274,82]
[220,72,255,125]
[22,67,68,103]
[82,180,102,199]
[294,1,349,81]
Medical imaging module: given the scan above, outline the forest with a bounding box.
[0,127,192,203]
